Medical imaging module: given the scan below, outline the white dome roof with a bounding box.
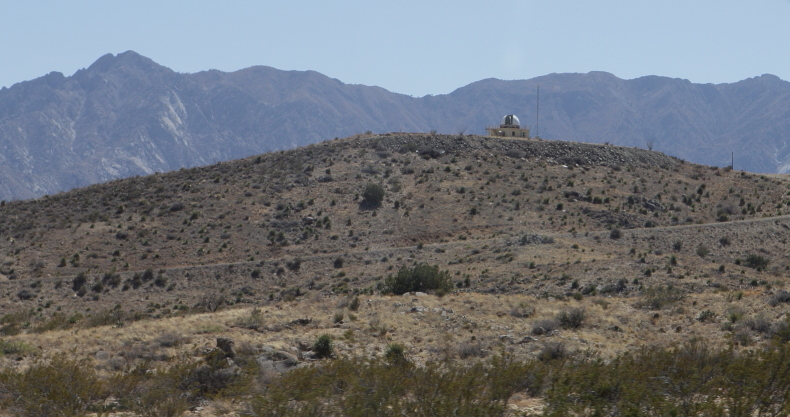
[501,115,520,126]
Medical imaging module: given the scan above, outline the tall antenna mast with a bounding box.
[535,85,540,139]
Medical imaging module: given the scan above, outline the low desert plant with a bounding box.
[313,334,334,359]
[457,341,487,359]
[0,354,102,417]
[538,342,567,361]
[532,319,560,335]
[385,343,408,364]
[697,309,717,322]
[384,263,453,296]
[556,308,585,329]
[361,183,385,208]
[636,285,684,310]
[744,254,770,271]
[768,291,790,307]
[510,302,535,318]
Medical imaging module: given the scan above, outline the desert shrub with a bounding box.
[636,285,684,310]
[286,257,301,271]
[348,296,360,311]
[361,183,385,208]
[542,341,729,416]
[313,334,334,359]
[697,309,717,322]
[102,272,121,288]
[609,228,622,239]
[385,343,408,364]
[199,292,225,312]
[154,276,167,287]
[155,331,189,348]
[457,341,487,359]
[556,308,585,329]
[84,307,125,328]
[383,264,453,296]
[768,290,790,307]
[696,244,709,257]
[538,342,567,361]
[332,312,344,323]
[141,269,155,282]
[32,313,81,333]
[16,289,33,300]
[0,354,102,417]
[733,327,753,346]
[248,356,529,417]
[235,308,265,330]
[745,315,773,334]
[744,254,770,271]
[672,240,683,251]
[72,272,87,292]
[0,339,33,356]
[333,257,344,268]
[532,319,560,335]
[510,302,535,318]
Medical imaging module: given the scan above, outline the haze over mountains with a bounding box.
[1,50,789,201]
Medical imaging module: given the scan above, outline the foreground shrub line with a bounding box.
[5,337,790,416]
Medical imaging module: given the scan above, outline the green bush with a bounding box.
[247,356,532,416]
[313,334,334,359]
[0,354,102,417]
[636,285,684,310]
[385,343,408,364]
[384,264,453,295]
[0,339,33,356]
[556,308,585,329]
[361,183,385,207]
[744,254,770,271]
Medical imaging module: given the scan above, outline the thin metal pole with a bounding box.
[536,85,540,139]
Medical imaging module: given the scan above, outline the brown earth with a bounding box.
[2,133,790,415]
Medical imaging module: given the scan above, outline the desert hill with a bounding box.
[2,134,790,415]
[2,132,789,326]
[3,51,790,202]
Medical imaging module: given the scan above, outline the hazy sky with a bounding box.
[2,1,789,97]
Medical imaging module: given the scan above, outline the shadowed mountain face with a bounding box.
[1,51,789,200]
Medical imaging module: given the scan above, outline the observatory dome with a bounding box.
[502,115,520,126]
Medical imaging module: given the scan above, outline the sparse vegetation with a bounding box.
[313,333,334,358]
[744,254,770,271]
[1,132,790,414]
[384,263,453,295]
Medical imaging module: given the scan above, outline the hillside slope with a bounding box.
[3,134,790,415]
[2,133,789,316]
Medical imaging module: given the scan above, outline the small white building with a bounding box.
[486,115,530,138]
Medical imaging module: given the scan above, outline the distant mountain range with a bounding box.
[1,50,789,200]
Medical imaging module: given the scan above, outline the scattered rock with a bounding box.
[217,337,236,359]
[287,318,312,327]
[257,345,303,373]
